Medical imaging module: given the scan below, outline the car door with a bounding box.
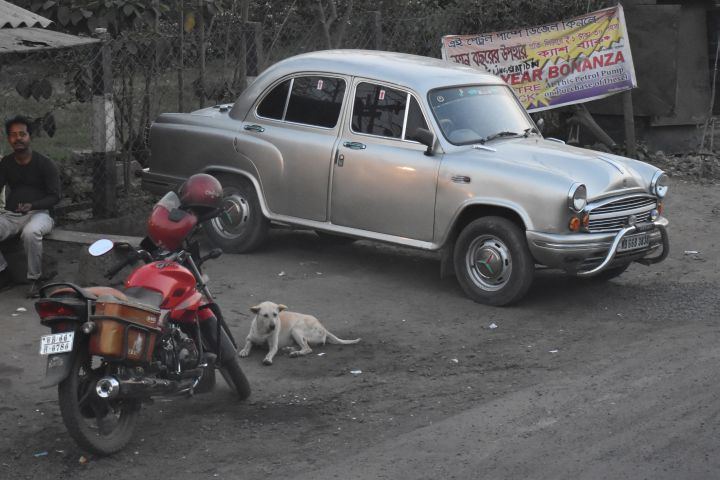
[239,74,346,221]
[330,80,439,241]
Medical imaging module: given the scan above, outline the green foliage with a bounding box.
[24,0,169,35]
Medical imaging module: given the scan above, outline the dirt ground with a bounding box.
[1,178,719,479]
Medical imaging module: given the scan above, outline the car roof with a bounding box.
[230,49,505,120]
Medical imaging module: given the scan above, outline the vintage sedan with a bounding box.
[143,50,669,306]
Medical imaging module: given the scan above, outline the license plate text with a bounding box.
[39,332,74,355]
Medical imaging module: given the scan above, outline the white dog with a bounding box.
[238,301,361,365]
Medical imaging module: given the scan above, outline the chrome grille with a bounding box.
[586,195,656,233]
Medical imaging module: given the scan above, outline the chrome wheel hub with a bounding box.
[211,193,250,240]
[465,235,512,291]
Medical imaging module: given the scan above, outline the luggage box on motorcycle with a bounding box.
[89,298,162,363]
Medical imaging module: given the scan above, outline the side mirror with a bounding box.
[414,128,436,156]
[88,239,114,257]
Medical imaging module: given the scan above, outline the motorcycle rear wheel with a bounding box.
[58,346,141,456]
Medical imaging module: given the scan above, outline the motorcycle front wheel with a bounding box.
[58,345,141,456]
[219,352,251,400]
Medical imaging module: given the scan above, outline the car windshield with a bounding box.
[428,85,536,146]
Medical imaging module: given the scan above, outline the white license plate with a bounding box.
[618,233,650,252]
[39,332,75,355]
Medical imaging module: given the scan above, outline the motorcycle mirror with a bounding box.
[88,239,114,257]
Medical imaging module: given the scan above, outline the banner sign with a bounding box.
[441,5,636,112]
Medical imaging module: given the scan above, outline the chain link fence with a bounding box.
[1,3,607,222]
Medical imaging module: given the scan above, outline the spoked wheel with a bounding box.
[58,346,140,456]
[206,175,269,253]
[453,217,535,306]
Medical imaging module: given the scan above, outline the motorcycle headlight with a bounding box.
[651,171,670,198]
[567,183,587,212]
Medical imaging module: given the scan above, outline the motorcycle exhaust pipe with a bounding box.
[96,377,120,399]
[95,376,183,399]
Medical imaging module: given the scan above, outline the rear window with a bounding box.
[257,79,290,120]
[257,76,345,128]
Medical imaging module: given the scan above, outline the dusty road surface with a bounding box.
[1,179,719,480]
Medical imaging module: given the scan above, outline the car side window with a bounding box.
[352,82,407,139]
[284,76,346,128]
[352,83,428,142]
[404,96,429,142]
[257,79,291,120]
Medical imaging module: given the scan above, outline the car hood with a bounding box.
[467,138,652,197]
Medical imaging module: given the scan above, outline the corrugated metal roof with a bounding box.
[0,27,98,53]
[0,0,52,29]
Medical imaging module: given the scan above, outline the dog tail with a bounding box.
[325,331,361,345]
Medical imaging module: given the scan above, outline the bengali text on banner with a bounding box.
[441,5,637,112]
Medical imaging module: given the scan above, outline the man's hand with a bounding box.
[16,203,32,213]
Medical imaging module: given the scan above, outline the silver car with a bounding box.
[143,50,669,306]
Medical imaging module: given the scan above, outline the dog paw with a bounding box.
[238,350,249,357]
[262,358,273,366]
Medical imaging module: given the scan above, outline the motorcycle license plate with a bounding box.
[39,332,74,355]
[618,233,650,253]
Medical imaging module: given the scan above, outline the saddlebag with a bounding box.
[89,297,162,363]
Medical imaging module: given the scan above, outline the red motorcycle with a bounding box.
[35,174,250,455]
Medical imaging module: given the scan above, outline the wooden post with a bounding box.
[178,0,185,112]
[91,29,117,218]
[622,90,637,158]
[237,9,247,92]
[252,21,264,75]
[198,0,206,108]
[373,11,383,50]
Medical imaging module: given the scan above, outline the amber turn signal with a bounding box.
[569,217,581,232]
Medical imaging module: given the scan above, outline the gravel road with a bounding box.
[0,178,718,480]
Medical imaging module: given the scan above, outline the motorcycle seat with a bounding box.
[44,283,162,310]
[84,286,129,302]
[47,284,128,302]
[123,287,164,309]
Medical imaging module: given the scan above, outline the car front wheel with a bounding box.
[453,217,535,306]
[206,175,269,253]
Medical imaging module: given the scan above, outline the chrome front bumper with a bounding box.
[526,217,669,276]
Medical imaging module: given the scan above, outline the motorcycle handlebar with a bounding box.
[104,249,152,279]
[104,251,138,279]
[197,248,223,267]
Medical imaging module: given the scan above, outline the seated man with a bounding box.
[0,115,61,297]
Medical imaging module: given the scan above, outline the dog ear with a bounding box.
[250,305,261,313]
[278,304,288,311]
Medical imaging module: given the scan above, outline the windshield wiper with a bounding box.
[480,131,522,144]
[523,127,540,137]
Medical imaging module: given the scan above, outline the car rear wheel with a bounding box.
[206,175,269,253]
[453,217,534,306]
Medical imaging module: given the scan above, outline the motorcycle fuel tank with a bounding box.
[125,261,200,310]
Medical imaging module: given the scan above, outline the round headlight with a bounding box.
[567,183,587,212]
[651,171,670,198]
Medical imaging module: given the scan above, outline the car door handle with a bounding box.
[343,141,366,150]
[243,124,265,133]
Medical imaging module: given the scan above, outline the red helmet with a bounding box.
[147,192,198,250]
[178,173,223,214]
